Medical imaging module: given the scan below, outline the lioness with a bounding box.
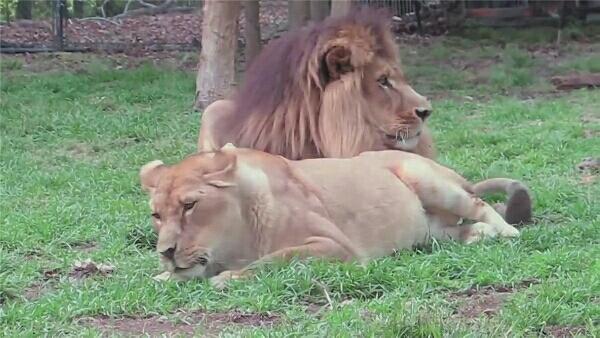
[197,9,532,225]
[140,145,520,288]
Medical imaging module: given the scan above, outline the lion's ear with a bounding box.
[324,45,354,81]
[140,160,167,194]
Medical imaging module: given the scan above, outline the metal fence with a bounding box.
[1,0,597,55]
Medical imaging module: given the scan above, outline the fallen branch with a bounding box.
[551,73,600,90]
[99,0,110,17]
[75,16,120,25]
[0,46,91,53]
[136,0,159,8]
[0,42,199,54]
[312,279,334,309]
[113,5,195,18]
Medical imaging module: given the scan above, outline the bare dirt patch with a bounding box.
[581,113,600,139]
[576,157,599,185]
[42,268,61,281]
[450,278,539,319]
[71,241,98,253]
[82,310,280,337]
[66,143,101,160]
[543,325,587,337]
[23,282,55,301]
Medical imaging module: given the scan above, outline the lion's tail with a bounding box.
[473,178,533,225]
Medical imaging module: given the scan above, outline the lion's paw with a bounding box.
[497,224,520,238]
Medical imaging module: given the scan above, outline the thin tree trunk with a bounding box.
[310,0,330,22]
[16,0,32,19]
[194,0,241,110]
[330,0,353,17]
[288,0,310,29]
[74,0,85,18]
[243,0,261,66]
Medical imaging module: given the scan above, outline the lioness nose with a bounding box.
[415,107,431,120]
[160,246,176,260]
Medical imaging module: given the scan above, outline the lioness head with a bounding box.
[317,10,432,155]
[139,147,251,281]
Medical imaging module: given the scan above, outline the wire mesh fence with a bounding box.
[1,0,597,54]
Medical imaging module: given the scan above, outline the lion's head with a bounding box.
[139,146,252,281]
[213,8,432,160]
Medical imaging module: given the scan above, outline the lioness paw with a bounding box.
[152,271,172,282]
[209,271,237,290]
[209,275,229,290]
[210,270,248,290]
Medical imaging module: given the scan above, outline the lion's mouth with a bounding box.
[174,266,193,272]
[384,130,421,141]
[384,130,421,151]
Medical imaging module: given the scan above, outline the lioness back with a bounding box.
[289,157,429,255]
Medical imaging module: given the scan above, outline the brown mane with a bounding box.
[214,8,398,160]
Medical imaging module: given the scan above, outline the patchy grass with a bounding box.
[1,31,599,336]
[557,55,600,74]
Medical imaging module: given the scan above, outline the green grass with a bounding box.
[1,33,600,336]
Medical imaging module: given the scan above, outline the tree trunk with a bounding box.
[73,0,85,18]
[243,0,261,66]
[16,0,32,19]
[330,0,353,17]
[310,0,329,22]
[194,0,241,110]
[288,0,310,29]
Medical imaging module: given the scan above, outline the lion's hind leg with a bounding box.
[424,181,519,239]
[391,160,520,240]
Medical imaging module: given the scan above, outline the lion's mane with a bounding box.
[213,9,400,160]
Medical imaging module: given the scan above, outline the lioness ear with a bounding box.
[140,160,167,194]
[221,142,237,151]
[203,153,237,188]
[324,45,353,81]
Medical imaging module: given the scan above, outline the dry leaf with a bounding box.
[152,271,172,282]
[69,259,115,280]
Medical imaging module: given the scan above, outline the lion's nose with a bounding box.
[160,246,176,260]
[415,107,431,120]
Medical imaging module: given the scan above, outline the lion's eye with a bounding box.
[183,201,197,212]
[151,212,161,220]
[377,76,391,88]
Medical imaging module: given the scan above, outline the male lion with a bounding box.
[197,9,532,225]
[140,144,520,288]
[198,9,434,160]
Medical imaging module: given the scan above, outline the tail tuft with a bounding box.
[473,178,533,225]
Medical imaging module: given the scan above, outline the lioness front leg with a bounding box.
[210,236,351,289]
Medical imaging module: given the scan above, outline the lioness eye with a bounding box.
[377,76,391,88]
[183,201,196,212]
[151,212,161,220]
